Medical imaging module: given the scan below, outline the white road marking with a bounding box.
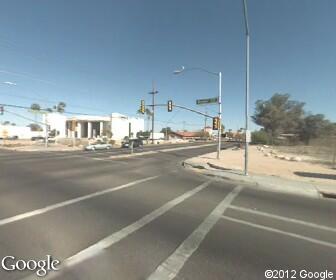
[0,144,214,162]
[221,215,336,249]
[107,144,216,160]
[66,180,212,266]
[147,185,243,280]
[0,176,158,227]
[22,180,213,280]
[159,144,215,152]
[229,205,336,233]
[109,151,157,159]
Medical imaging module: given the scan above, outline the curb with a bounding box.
[183,159,322,199]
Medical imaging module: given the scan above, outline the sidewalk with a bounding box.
[0,143,82,152]
[184,145,336,199]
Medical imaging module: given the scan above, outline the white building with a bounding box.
[0,125,44,139]
[43,112,144,140]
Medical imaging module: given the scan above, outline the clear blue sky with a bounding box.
[0,0,335,131]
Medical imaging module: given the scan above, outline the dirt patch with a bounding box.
[196,145,336,186]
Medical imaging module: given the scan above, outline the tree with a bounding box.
[45,102,66,114]
[30,103,41,111]
[28,123,43,131]
[56,102,66,113]
[251,130,270,145]
[136,131,150,139]
[160,127,172,134]
[299,114,330,144]
[252,93,305,143]
[30,103,41,122]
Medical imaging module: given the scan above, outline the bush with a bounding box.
[251,130,270,145]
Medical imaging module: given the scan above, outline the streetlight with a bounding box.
[243,0,250,175]
[174,66,222,159]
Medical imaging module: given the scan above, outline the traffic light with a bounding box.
[0,106,4,115]
[212,117,219,130]
[140,100,145,114]
[168,100,173,112]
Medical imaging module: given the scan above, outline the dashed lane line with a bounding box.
[0,176,158,227]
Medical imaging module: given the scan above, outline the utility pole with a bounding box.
[45,113,48,148]
[217,72,222,159]
[148,82,158,144]
[243,0,250,175]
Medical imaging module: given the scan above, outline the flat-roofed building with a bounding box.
[43,112,144,140]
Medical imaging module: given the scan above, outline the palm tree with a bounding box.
[45,102,66,114]
[30,103,41,111]
[56,102,66,113]
[30,103,41,122]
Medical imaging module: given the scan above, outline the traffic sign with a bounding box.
[196,97,218,105]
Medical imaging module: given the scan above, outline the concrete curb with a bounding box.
[183,159,323,199]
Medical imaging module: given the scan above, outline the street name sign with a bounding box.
[196,97,218,105]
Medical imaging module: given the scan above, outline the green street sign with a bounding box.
[196,97,218,105]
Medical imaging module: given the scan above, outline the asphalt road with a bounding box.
[0,142,335,280]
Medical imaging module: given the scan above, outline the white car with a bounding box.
[85,141,112,151]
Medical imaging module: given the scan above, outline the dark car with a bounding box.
[31,136,45,141]
[121,139,143,148]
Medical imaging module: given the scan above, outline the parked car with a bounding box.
[85,140,112,151]
[121,139,143,148]
[31,136,45,141]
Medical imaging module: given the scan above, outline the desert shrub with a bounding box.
[251,130,270,145]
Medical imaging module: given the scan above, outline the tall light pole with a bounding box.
[148,81,158,144]
[174,66,222,159]
[243,0,250,175]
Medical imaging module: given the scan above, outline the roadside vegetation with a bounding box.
[251,93,336,167]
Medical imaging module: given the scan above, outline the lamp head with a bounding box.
[173,66,185,75]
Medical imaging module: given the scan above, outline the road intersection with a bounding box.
[0,143,335,280]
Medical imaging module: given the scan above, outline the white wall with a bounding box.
[42,113,67,137]
[0,125,42,139]
[111,113,144,140]
[41,112,144,140]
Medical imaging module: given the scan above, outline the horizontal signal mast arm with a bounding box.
[145,103,214,118]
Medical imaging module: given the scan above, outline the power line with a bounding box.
[0,103,95,116]
[3,109,46,126]
[0,89,110,114]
